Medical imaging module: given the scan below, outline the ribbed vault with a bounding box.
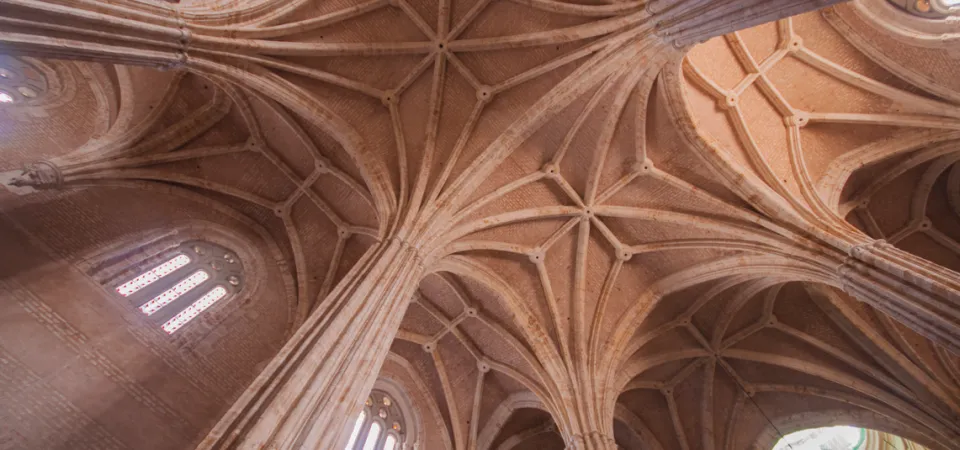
[0,0,959,449]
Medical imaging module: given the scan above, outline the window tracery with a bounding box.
[0,56,48,104]
[773,426,931,450]
[774,426,863,450]
[345,390,406,450]
[888,0,960,17]
[112,240,244,334]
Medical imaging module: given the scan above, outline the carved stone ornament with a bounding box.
[0,160,61,194]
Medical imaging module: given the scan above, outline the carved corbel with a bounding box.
[0,160,62,195]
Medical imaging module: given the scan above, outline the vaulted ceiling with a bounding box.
[0,0,959,449]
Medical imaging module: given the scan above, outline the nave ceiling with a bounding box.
[1,0,960,448]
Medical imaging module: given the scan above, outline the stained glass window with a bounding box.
[888,0,960,16]
[0,57,49,104]
[16,86,36,98]
[345,390,406,450]
[112,241,243,335]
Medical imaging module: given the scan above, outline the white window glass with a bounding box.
[117,254,191,296]
[383,435,397,450]
[345,410,366,450]
[139,269,209,315]
[362,422,381,450]
[161,286,228,334]
[773,426,862,450]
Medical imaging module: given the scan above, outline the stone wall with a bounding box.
[0,186,292,450]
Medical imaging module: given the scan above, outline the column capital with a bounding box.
[389,233,427,269]
[567,431,618,450]
[846,238,888,259]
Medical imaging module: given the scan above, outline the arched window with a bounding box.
[888,0,960,17]
[112,240,243,334]
[773,426,931,450]
[0,56,48,104]
[345,390,406,450]
[774,426,863,450]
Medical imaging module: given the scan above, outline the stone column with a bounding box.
[839,239,960,354]
[0,0,188,68]
[651,0,849,47]
[552,388,618,450]
[0,2,861,449]
[567,432,618,450]
[0,0,850,66]
[199,237,424,450]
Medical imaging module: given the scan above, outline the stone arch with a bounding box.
[79,220,277,342]
[378,352,453,450]
[66,180,300,334]
[751,409,950,450]
[373,377,423,449]
[476,391,552,450]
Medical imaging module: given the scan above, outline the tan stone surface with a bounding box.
[0,0,959,449]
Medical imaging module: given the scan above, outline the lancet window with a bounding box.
[345,390,406,450]
[112,240,244,334]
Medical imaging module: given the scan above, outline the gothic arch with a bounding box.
[66,181,300,335]
[4,1,960,449]
[372,377,423,450]
[78,220,282,339]
[476,392,548,450]
[751,409,950,450]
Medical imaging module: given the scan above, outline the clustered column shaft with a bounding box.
[199,237,424,450]
[839,239,960,354]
